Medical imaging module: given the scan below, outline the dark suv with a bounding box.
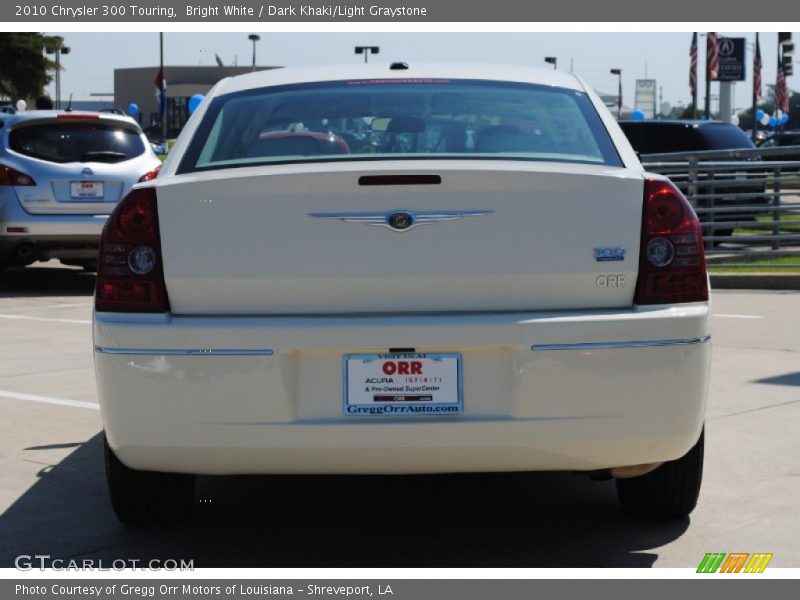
[620,120,765,236]
[619,119,756,154]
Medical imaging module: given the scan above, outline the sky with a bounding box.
[45,32,795,114]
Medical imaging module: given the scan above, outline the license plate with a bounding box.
[343,353,462,416]
[70,181,104,198]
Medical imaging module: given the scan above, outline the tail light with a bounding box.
[634,177,708,305]
[0,164,36,186]
[95,186,169,312]
[138,164,162,182]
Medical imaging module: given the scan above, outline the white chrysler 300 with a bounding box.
[93,63,711,525]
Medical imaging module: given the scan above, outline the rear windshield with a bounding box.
[620,122,755,154]
[178,79,622,173]
[9,122,146,163]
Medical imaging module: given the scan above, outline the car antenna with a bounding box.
[65,93,73,112]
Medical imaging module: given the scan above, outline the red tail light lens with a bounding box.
[57,114,99,120]
[634,178,708,305]
[0,164,36,186]
[95,186,169,312]
[138,165,162,182]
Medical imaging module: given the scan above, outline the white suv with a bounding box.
[0,110,161,270]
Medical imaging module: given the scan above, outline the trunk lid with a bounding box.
[157,161,644,314]
[15,161,131,215]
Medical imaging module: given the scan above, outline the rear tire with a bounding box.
[104,434,195,526]
[616,428,704,518]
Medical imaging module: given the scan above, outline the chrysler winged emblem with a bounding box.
[308,209,493,232]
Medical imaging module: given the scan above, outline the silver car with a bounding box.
[0,110,161,270]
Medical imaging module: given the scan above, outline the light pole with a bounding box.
[544,56,557,70]
[45,36,70,109]
[610,68,623,120]
[355,46,380,63]
[248,34,261,70]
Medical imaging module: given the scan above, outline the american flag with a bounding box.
[707,32,719,80]
[776,59,789,114]
[754,34,763,100]
[689,32,698,96]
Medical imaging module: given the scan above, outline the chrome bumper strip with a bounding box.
[94,347,274,356]
[96,337,710,356]
[532,336,710,351]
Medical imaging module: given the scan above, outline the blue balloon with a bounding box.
[632,109,646,121]
[188,94,205,114]
[781,114,790,124]
[756,109,765,121]
[127,102,138,117]
[769,116,778,127]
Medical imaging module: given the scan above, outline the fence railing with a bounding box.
[641,145,800,269]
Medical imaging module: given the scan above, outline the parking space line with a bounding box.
[0,389,99,410]
[0,302,91,314]
[0,313,91,325]
[713,313,764,320]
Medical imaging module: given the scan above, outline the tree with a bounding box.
[677,105,717,120]
[0,33,57,102]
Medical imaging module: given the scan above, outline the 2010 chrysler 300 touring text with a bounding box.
[93,64,711,525]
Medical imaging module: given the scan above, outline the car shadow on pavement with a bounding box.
[754,371,800,387]
[0,265,95,298]
[0,432,690,568]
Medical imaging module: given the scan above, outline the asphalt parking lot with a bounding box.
[0,262,798,568]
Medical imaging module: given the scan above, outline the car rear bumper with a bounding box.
[0,234,101,264]
[0,191,107,262]
[93,304,711,475]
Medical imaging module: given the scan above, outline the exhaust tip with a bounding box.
[15,242,35,259]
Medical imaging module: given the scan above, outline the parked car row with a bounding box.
[2,109,785,273]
